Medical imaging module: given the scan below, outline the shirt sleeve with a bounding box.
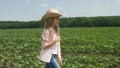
[57,39,62,59]
[41,29,49,48]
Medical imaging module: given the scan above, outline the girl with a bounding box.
[39,8,63,68]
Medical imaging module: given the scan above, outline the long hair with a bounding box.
[44,17,60,36]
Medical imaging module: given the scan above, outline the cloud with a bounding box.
[40,3,48,7]
[55,6,62,10]
[97,1,112,8]
[114,0,120,3]
[105,1,111,5]
[25,0,31,4]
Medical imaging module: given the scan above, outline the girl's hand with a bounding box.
[58,57,62,65]
[54,36,60,42]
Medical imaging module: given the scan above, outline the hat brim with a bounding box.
[41,13,63,21]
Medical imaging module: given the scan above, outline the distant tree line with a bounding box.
[60,16,120,27]
[0,21,44,29]
[0,16,120,29]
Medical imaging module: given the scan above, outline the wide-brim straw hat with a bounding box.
[41,8,63,21]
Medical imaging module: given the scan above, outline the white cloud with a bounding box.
[114,0,120,3]
[63,0,117,17]
[97,1,112,8]
[40,3,48,7]
[55,6,62,10]
[25,0,31,4]
[105,1,111,5]
[97,3,103,8]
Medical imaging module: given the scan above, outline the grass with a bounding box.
[0,27,120,68]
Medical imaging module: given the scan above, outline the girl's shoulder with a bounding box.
[42,28,52,33]
[42,28,49,35]
[43,27,55,35]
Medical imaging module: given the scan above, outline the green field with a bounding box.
[0,27,120,68]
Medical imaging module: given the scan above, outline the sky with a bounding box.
[0,0,120,21]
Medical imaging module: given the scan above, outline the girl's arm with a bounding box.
[43,36,60,49]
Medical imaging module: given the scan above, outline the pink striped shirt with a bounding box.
[38,28,61,63]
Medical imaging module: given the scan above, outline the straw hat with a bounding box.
[41,8,63,21]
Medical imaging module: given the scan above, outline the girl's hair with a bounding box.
[44,17,60,36]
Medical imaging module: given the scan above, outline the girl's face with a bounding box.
[46,17,60,27]
[53,17,60,26]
